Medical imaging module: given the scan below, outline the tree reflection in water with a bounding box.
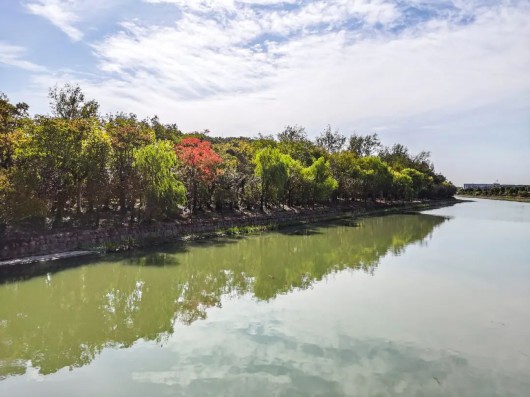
[0,213,447,379]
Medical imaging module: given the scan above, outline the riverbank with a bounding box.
[0,198,462,263]
[457,194,530,203]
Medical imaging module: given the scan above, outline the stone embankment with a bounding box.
[0,200,458,262]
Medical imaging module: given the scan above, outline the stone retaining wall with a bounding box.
[0,208,353,260]
[0,200,457,261]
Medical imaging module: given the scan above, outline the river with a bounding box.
[1,198,529,396]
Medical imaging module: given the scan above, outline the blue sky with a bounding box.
[1,0,529,185]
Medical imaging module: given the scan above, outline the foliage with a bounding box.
[401,168,429,198]
[357,156,393,201]
[133,141,186,220]
[1,92,28,169]
[254,147,290,210]
[0,83,457,232]
[15,117,96,227]
[107,113,155,215]
[302,157,338,205]
[48,83,99,119]
[316,125,346,153]
[277,125,322,166]
[175,137,223,213]
[148,115,182,143]
[277,125,308,143]
[391,170,413,200]
[330,151,361,200]
[348,133,381,157]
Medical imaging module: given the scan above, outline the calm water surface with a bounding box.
[1,198,529,396]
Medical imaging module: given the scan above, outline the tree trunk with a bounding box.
[53,191,65,229]
[260,180,266,212]
[94,206,100,228]
[76,179,82,214]
[192,181,198,214]
[119,187,127,215]
[129,197,135,223]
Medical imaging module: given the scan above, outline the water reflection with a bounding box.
[129,328,523,397]
[0,214,447,379]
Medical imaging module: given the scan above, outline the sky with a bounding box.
[0,0,529,186]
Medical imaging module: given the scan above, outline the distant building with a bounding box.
[463,183,499,190]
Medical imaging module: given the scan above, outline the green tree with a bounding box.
[348,133,381,157]
[106,114,155,215]
[1,93,29,169]
[148,115,182,143]
[401,168,429,199]
[284,156,304,207]
[277,125,322,166]
[81,126,112,226]
[15,117,93,227]
[277,125,307,143]
[316,125,346,153]
[48,83,99,120]
[357,156,392,201]
[133,141,186,220]
[330,151,361,201]
[379,143,410,171]
[254,147,290,211]
[302,157,338,206]
[391,170,413,200]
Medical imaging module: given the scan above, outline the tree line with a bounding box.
[459,186,530,198]
[0,84,456,233]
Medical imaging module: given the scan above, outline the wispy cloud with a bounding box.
[23,0,125,41]
[70,0,529,136]
[90,1,404,101]
[0,41,45,71]
[25,0,84,41]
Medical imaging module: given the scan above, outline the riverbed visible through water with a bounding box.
[1,198,529,396]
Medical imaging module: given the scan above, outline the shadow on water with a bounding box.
[276,217,361,237]
[0,254,105,285]
[0,213,449,380]
[0,236,246,283]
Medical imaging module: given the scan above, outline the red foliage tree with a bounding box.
[175,137,222,213]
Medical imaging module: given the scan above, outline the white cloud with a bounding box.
[23,0,126,41]
[90,1,405,103]
[144,0,299,10]
[69,0,528,136]
[0,42,45,71]
[25,0,84,41]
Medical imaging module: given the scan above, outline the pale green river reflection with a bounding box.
[1,198,529,396]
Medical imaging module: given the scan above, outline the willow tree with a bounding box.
[357,156,393,201]
[302,157,338,206]
[330,151,361,201]
[391,170,413,201]
[133,141,186,220]
[253,147,290,211]
[401,168,430,199]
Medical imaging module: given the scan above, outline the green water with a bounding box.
[1,198,529,396]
